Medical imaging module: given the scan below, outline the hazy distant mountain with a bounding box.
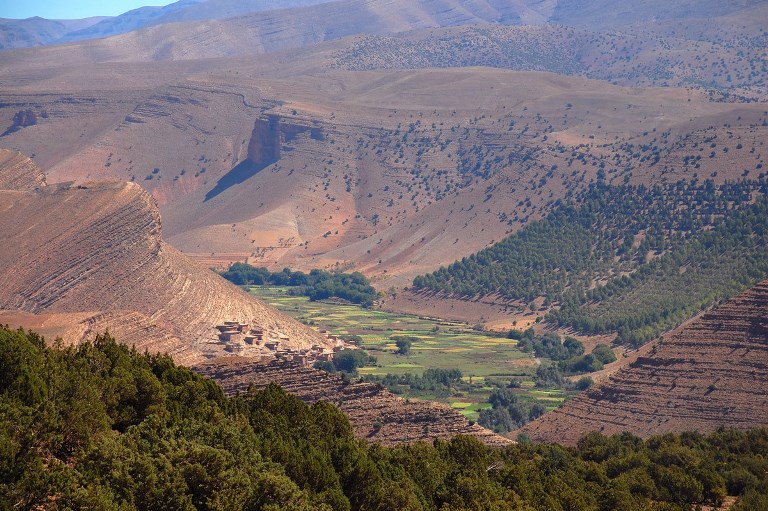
[0,0,338,49]
[550,0,765,29]
[3,0,764,51]
[0,16,107,49]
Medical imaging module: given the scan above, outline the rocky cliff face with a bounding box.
[246,114,325,166]
[518,280,768,445]
[0,178,328,364]
[247,116,281,166]
[195,357,512,446]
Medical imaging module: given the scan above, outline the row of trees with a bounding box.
[221,263,378,307]
[364,368,464,393]
[549,199,768,345]
[314,348,377,374]
[511,329,616,374]
[478,387,547,433]
[3,327,767,510]
[513,330,584,360]
[413,179,768,345]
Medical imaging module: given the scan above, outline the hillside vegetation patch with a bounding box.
[414,179,768,345]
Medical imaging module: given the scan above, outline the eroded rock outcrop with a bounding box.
[0,149,46,190]
[246,114,324,166]
[247,116,281,166]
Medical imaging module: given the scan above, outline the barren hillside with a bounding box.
[0,16,106,50]
[549,0,761,29]
[2,64,765,290]
[195,357,512,446]
[0,0,530,65]
[59,0,336,43]
[0,149,46,190]
[0,178,327,364]
[516,279,768,445]
[0,0,538,59]
[332,19,768,96]
[4,0,762,53]
[0,0,765,297]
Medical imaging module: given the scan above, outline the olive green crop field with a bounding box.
[250,286,572,418]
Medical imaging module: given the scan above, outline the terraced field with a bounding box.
[195,358,512,447]
[250,286,573,417]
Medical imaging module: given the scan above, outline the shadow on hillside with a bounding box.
[204,159,269,202]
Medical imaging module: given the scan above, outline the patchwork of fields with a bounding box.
[250,286,574,418]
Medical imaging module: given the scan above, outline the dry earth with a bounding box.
[0,149,46,190]
[0,0,765,296]
[2,63,765,293]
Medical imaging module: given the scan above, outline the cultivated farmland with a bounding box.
[251,286,575,418]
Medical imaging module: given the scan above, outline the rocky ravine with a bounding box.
[518,280,768,445]
[0,166,328,364]
[195,357,512,447]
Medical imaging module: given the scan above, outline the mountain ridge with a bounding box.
[2,0,763,57]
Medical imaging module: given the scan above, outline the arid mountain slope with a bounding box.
[0,149,46,190]
[0,179,327,363]
[0,1,333,50]
[0,0,530,65]
[3,0,761,52]
[0,16,107,50]
[333,19,768,95]
[141,71,768,286]
[1,65,766,288]
[195,357,512,446]
[0,0,765,289]
[517,280,768,445]
[550,0,761,29]
[60,0,336,43]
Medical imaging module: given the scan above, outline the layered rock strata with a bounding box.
[518,280,768,445]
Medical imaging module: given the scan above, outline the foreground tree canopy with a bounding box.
[1,326,767,510]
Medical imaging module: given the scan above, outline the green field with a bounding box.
[250,286,572,418]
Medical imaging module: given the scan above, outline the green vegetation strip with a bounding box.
[250,286,544,417]
[414,179,768,345]
[222,264,377,306]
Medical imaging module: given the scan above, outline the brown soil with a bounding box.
[194,357,512,447]
[382,289,539,329]
[516,280,768,445]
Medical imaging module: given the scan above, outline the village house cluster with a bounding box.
[213,321,353,365]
